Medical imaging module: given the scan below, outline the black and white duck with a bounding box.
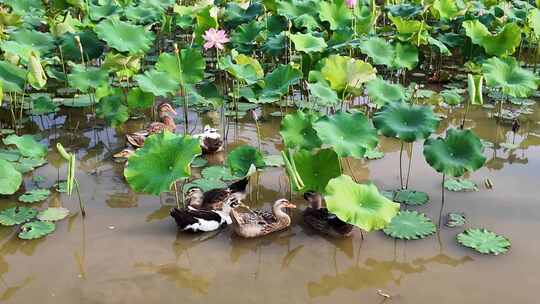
[302,191,354,238]
[194,125,224,154]
[170,196,240,233]
[185,178,249,210]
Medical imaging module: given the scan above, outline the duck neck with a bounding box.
[272,205,291,225]
[161,115,176,130]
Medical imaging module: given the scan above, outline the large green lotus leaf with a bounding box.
[225,145,266,177]
[219,55,261,85]
[155,49,205,84]
[94,17,155,54]
[289,33,327,53]
[223,2,264,28]
[125,132,201,195]
[313,111,378,159]
[441,88,463,106]
[10,28,55,55]
[127,87,155,109]
[528,8,540,39]
[183,178,227,193]
[387,4,423,18]
[359,37,394,67]
[96,94,129,128]
[3,134,47,158]
[0,41,37,62]
[262,33,286,56]
[31,95,59,115]
[37,207,69,222]
[423,128,486,177]
[0,207,37,226]
[354,5,377,34]
[383,210,436,240]
[60,31,105,62]
[134,70,180,97]
[0,159,22,195]
[19,189,51,203]
[457,228,510,255]
[201,166,237,181]
[308,81,339,106]
[482,57,539,98]
[325,175,400,231]
[68,64,109,93]
[0,61,26,93]
[389,15,428,35]
[277,0,320,20]
[393,43,419,70]
[231,20,261,54]
[321,55,376,94]
[103,52,142,78]
[19,221,56,240]
[366,78,406,106]
[293,148,341,193]
[463,20,521,57]
[319,0,351,30]
[3,0,44,14]
[260,64,302,99]
[373,102,440,142]
[433,0,463,20]
[280,111,322,150]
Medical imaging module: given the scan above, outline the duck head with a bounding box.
[303,191,324,209]
[158,103,177,116]
[273,198,296,210]
[113,148,135,160]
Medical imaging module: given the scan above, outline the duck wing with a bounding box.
[126,133,146,148]
[202,137,224,153]
[170,207,224,232]
[147,122,167,134]
[303,208,332,233]
[201,189,231,210]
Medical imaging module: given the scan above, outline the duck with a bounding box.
[126,103,177,148]
[194,125,224,153]
[185,178,249,210]
[302,191,354,238]
[230,199,296,238]
[170,196,240,233]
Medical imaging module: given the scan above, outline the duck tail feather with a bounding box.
[228,177,249,193]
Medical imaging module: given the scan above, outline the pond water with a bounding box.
[1,102,539,304]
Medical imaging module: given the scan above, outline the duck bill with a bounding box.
[286,203,297,209]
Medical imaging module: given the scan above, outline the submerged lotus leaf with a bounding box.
[0,206,37,226]
[125,132,201,195]
[359,37,394,67]
[201,166,237,181]
[321,55,376,94]
[423,128,486,177]
[289,33,327,53]
[293,148,341,193]
[37,207,69,222]
[18,221,56,240]
[366,78,406,106]
[0,159,23,195]
[446,212,466,228]
[325,175,400,232]
[135,70,180,97]
[3,134,47,158]
[95,17,155,54]
[184,178,227,193]
[96,94,129,128]
[444,178,478,192]
[457,228,510,255]
[314,111,378,159]
[393,189,429,206]
[280,111,322,150]
[383,210,436,240]
[225,145,266,177]
[482,57,539,98]
[19,189,51,203]
[373,102,440,142]
[68,64,109,93]
[463,20,521,57]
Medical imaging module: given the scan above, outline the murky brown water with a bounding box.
[1,101,539,304]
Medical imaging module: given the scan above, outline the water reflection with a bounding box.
[134,262,210,295]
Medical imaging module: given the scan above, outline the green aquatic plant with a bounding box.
[446,212,466,228]
[366,78,406,106]
[18,221,55,240]
[292,148,341,193]
[0,159,23,195]
[482,57,539,98]
[457,228,510,255]
[321,54,376,96]
[444,178,478,192]
[201,166,238,182]
[37,207,70,222]
[225,145,266,177]
[289,32,327,53]
[183,178,227,193]
[3,134,47,158]
[18,189,50,203]
[0,206,37,226]
[383,211,436,240]
[56,143,85,216]
[280,111,322,150]
[94,17,155,54]
[393,189,429,206]
[463,20,521,57]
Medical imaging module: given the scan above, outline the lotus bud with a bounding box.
[249,109,258,121]
[346,0,357,9]
[173,43,179,54]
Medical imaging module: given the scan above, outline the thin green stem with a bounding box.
[399,140,404,189]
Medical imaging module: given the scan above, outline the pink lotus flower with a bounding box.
[203,28,229,50]
[346,0,357,8]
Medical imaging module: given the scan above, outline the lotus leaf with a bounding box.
[366,78,406,106]
[156,49,205,84]
[68,64,109,93]
[373,102,440,142]
[260,64,302,99]
[423,128,486,177]
[463,20,521,57]
[125,132,201,195]
[482,57,539,98]
[135,70,180,97]
[201,166,237,181]
[262,33,286,56]
[37,207,69,222]
[359,37,394,67]
[446,212,466,228]
[95,17,155,54]
[0,159,23,195]
[444,178,478,192]
[19,221,56,240]
[314,111,378,159]
[280,111,322,150]
[292,148,341,193]
[321,55,376,95]
[308,81,339,106]
[365,149,385,160]
[219,55,262,85]
[96,95,129,128]
[10,28,54,55]
[0,61,26,93]
[289,33,327,53]
[433,0,463,20]
[184,178,227,193]
[393,189,429,206]
[263,155,285,167]
[457,228,510,255]
[225,145,266,177]
[383,210,436,240]
[127,88,155,109]
[528,8,540,39]
[0,207,37,226]
[0,149,20,162]
[325,175,400,231]
[57,95,93,107]
[19,189,51,203]
[231,20,261,54]
[319,0,351,30]
[31,95,59,115]
[60,31,105,62]
[440,89,462,106]
[3,134,47,158]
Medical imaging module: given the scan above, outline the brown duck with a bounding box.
[302,191,354,237]
[185,178,249,210]
[125,103,177,148]
[230,199,296,238]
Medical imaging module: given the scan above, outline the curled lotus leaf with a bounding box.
[373,102,440,142]
[0,206,37,226]
[201,166,237,181]
[289,33,327,53]
[19,189,51,203]
[280,110,322,150]
[457,228,510,255]
[482,57,539,98]
[314,111,378,159]
[125,132,201,195]
[18,221,56,240]
[463,20,521,57]
[325,175,400,232]
[0,159,23,195]
[423,128,486,177]
[321,55,377,95]
[383,210,436,240]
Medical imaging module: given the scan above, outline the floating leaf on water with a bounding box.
[457,228,510,255]
[19,189,51,203]
[37,207,69,222]
[383,211,436,240]
[54,181,68,193]
[191,157,208,168]
[393,189,429,206]
[364,149,385,160]
[0,149,21,162]
[183,178,227,193]
[0,207,38,226]
[269,111,284,117]
[446,212,466,228]
[263,154,284,167]
[18,221,56,240]
[201,166,237,181]
[444,178,478,192]
[0,159,23,195]
[3,134,47,158]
